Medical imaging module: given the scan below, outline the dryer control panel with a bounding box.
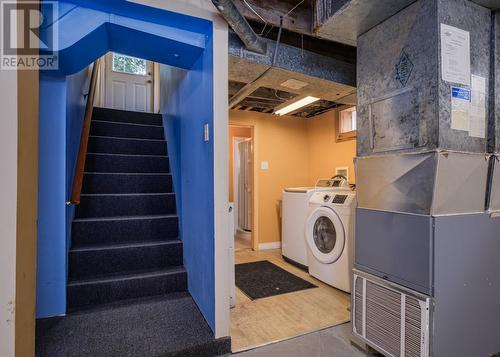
[312,191,356,206]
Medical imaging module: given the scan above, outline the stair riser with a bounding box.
[72,216,179,246]
[82,174,173,194]
[88,136,167,155]
[93,107,163,126]
[69,243,183,280]
[76,194,176,218]
[85,154,170,173]
[90,121,165,140]
[67,271,187,311]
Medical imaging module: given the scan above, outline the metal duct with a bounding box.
[355,150,490,215]
[212,0,266,54]
[488,154,500,213]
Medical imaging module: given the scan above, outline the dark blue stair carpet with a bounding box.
[69,240,183,280]
[90,120,165,140]
[76,193,176,218]
[85,153,170,173]
[72,215,179,246]
[88,136,167,155]
[92,107,163,126]
[82,172,173,194]
[36,293,231,357]
[67,267,187,310]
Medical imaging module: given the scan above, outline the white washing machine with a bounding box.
[305,188,356,292]
[282,176,349,269]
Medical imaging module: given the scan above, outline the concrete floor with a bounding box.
[233,322,369,357]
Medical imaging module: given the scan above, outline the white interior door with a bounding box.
[104,52,153,112]
[237,139,252,231]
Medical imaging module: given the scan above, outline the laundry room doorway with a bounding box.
[229,125,255,250]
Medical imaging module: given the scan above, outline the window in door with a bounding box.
[336,106,357,142]
[112,53,147,76]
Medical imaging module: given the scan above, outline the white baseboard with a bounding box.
[258,241,281,250]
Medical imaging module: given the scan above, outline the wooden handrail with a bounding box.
[70,59,101,204]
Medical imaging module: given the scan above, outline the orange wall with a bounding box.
[228,109,356,246]
[228,126,252,202]
[307,110,356,185]
[230,110,310,244]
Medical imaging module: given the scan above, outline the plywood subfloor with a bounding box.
[230,249,351,352]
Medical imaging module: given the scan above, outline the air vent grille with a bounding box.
[352,272,430,357]
[405,297,422,357]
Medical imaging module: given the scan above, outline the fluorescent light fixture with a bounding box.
[275,96,320,116]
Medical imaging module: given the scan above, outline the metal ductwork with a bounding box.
[212,0,267,54]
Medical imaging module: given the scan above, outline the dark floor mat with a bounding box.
[235,260,317,300]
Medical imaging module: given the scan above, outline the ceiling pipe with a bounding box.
[212,0,267,55]
[229,16,284,109]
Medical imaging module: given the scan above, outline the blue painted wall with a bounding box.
[37,68,89,318]
[42,1,209,76]
[160,29,215,330]
[37,74,68,317]
[37,0,217,330]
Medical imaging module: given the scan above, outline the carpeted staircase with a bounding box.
[68,107,185,310]
[36,107,230,357]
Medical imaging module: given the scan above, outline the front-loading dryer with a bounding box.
[305,189,356,292]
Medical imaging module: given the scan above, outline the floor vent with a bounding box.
[352,270,430,357]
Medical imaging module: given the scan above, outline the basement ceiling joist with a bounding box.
[228,31,356,88]
[232,0,313,37]
[229,80,342,118]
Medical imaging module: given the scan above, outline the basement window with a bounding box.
[336,106,357,142]
[112,53,147,76]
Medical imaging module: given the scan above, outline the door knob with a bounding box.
[147,80,152,83]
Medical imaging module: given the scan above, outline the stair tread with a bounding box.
[87,152,168,158]
[68,266,186,286]
[90,135,166,142]
[80,192,175,197]
[91,119,163,128]
[73,214,177,223]
[70,239,181,252]
[84,172,172,176]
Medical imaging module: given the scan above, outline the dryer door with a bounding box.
[305,207,345,264]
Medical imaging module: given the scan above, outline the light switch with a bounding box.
[260,161,269,170]
[204,123,209,142]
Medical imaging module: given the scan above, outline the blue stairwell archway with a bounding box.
[37,0,216,331]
